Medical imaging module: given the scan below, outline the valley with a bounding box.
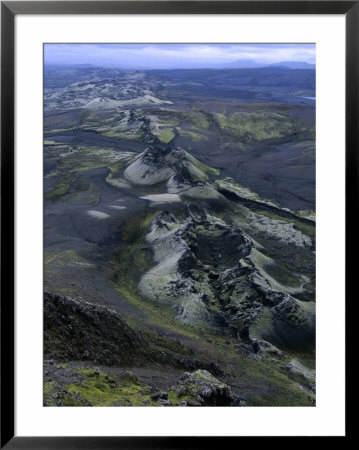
[44,65,315,407]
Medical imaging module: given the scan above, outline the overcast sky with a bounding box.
[44,43,315,69]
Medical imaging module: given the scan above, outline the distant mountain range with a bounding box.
[269,61,315,69]
[223,60,315,70]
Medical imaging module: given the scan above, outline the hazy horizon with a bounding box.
[44,43,316,69]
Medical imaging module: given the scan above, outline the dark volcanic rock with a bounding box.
[170,370,245,406]
[151,391,168,401]
[44,292,223,372]
[47,382,92,407]
[44,292,146,365]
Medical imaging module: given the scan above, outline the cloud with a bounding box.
[44,43,315,68]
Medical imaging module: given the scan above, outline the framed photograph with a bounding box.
[1,1,354,446]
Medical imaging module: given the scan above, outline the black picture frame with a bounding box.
[1,1,355,447]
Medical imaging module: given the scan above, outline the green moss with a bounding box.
[167,390,185,405]
[189,155,220,178]
[55,147,134,175]
[45,147,135,204]
[66,380,115,406]
[216,111,296,142]
[254,208,315,241]
[62,397,84,406]
[65,368,156,406]
[142,109,209,130]
[107,157,133,178]
[43,382,58,406]
[178,130,207,141]
[121,211,157,245]
[45,184,70,200]
[145,110,180,127]
[44,249,82,266]
[154,128,175,143]
[45,171,76,200]
[264,261,302,288]
[102,131,142,140]
[183,111,210,130]
[44,250,93,278]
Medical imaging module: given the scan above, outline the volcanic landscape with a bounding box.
[44,65,316,407]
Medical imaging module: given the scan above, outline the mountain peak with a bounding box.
[270,61,315,69]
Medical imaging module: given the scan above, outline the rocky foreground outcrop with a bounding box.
[169,370,245,406]
[44,363,245,407]
[44,292,146,365]
[139,205,315,351]
[44,292,228,375]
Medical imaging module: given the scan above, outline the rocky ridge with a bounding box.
[139,205,315,351]
[44,74,171,110]
[44,292,229,374]
[108,145,225,205]
[44,292,146,365]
